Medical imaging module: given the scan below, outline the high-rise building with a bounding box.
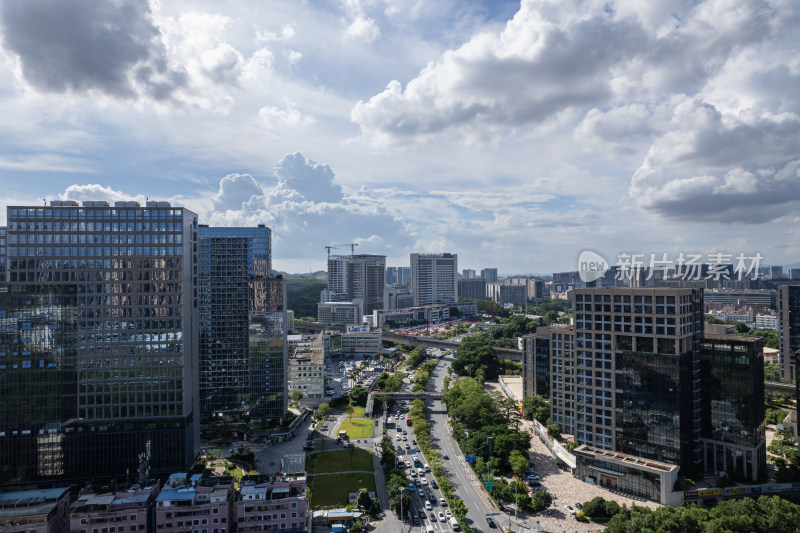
[486,283,526,304]
[0,200,199,486]
[790,268,800,280]
[778,285,800,383]
[327,254,385,315]
[410,253,458,306]
[770,265,785,279]
[462,269,476,279]
[506,277,545,302]
[700,333,766,481]
[457,278,486,300]
[198,226,287,424]
[383,286,414,310]
[0,226,6,291]
[480,268,498,284]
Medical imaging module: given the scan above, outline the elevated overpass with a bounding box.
[765,380,798,396]
[382,332,522,362]
[365,391,443,417]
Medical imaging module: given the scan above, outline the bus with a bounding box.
[386,416,395,429]
[412,454,422,468]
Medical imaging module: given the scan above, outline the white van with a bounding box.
[425,525,435,533]
[449,517,460,531]
[423,463,431,472]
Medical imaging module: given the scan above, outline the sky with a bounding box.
[0,0,799,275]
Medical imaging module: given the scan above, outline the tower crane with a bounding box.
[325,243,359,259]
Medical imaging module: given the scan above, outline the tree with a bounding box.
[290,389,304,402]
[764,364,781,382]
[522,395,550,423]
[357,488,373,510]
[452,333,501,379]
[531,490,553,511]
[317,403,332,420]
[349,385,369,407]
[547,422,562,440]
[349,518,365,533]
[345,404,355,419]
[508,450,529,477]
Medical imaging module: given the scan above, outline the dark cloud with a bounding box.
[0,0,185,99]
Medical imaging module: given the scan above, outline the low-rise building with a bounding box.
[154,474,233,533]
[754,312,778,330]
[340,330,382,356]
[0,487,71,533]
[236,474,309,533]
[317,301,363,325]
[70,484,159,533]
[371,304,451,327]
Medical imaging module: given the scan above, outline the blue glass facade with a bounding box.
[198,226,286,424]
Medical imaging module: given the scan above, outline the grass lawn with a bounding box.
[309,472,376,508]
[348,406,366,418]
[338,417,374,438]
[306,449,374,473]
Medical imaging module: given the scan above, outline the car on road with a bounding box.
[575,502,583,510]
[405,461,411,468]
[486,517,497,528]
[431,480,438,489]
[439,497,447,506]
[445,510,452,519]
[529,481,541,487]
[564,505,577,515]
[438,512,446,522]
[442,454,449,460]
[526,474,540,481]
[412,516,420,526]
[402,436,407,441]
[408,483,415,492]
[421,478,428,485]
[404,443,410,449]
[425,501,432,510]
[429,513,436,521]
[396,435,401,441]
[409,469,416,477]
[418,509,426,519]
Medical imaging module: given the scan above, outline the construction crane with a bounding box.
[325,245,339,260]
[325,243,359,259]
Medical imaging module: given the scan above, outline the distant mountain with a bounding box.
[274,270,328,280]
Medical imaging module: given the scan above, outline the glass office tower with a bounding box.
[700,334,766,481]
[0,200,199,486]
[198,226,287,425]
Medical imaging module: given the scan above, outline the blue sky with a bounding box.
[0,0,799,274]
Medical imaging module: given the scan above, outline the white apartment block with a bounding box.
[410,253,458,306]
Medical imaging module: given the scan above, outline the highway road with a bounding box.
[427,354,501,533]
[385,351,502,533]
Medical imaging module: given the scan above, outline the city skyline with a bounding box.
[1,1,799,274]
